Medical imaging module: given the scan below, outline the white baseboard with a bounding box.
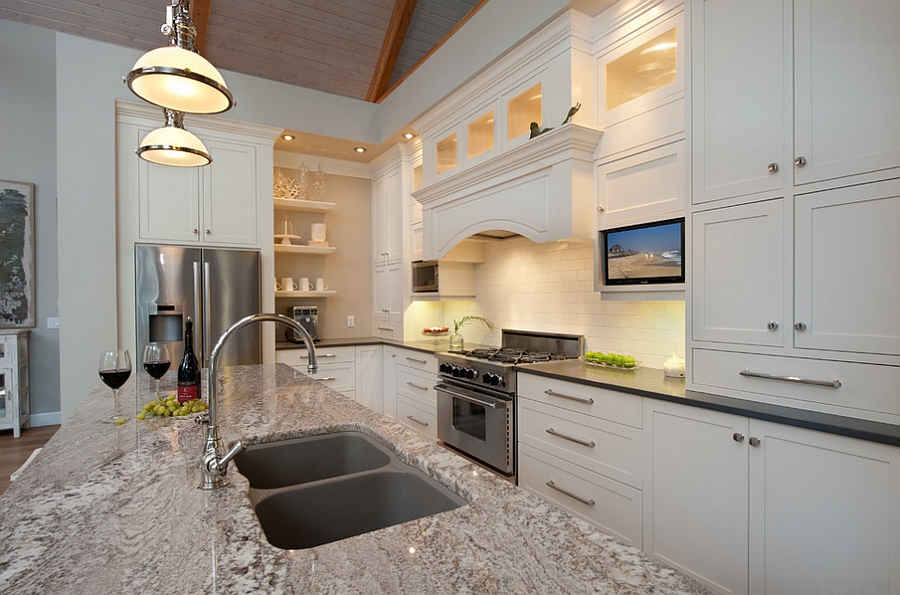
[30,412,62,427]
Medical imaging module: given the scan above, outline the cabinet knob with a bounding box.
[193,228,199,234]
[749,437,761,447]
[205,229,211,235]
[597,205,605,213]
[794,156,807,167]
[767,162,779,173]
[733,432,745,443]
[794,321,807,331]
[767,321,778,331]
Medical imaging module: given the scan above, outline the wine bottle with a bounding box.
[177,317,201,404]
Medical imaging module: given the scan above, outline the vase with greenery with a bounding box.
[449,315,494,351]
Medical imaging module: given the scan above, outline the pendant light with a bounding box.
[137,109,212,167]
[124,0,235,115]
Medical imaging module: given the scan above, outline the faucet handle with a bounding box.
[195,413,209,427]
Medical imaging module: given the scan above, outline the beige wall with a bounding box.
[273,171,373,340]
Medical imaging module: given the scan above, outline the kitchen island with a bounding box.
[0,364,713,594]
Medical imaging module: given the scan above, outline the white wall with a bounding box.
[0,20,61,423]
[406,237,685,369]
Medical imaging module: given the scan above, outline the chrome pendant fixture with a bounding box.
[137,108,212,167]
[125,0,234,115]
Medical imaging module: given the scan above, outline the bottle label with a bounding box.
[177,384,199,404]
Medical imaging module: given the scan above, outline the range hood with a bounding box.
[412,124,603,260]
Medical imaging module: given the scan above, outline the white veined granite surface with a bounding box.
[0,363,715,594]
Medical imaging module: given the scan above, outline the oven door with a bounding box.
[436,381,513,475]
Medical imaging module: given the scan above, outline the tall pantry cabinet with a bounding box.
[686,0,900,424]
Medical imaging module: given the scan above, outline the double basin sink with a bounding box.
[233,431,468,550]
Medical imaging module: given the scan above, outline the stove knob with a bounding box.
[439,363,450,374]
[465,368,477,379]
[482,373,492,384]
[489,374,501,386]
[451,366,461,378]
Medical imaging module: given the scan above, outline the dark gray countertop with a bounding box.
[516,359,900,447]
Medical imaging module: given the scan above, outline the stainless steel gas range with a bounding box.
[436,329,584,478]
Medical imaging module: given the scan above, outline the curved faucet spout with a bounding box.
[199,312,318,490]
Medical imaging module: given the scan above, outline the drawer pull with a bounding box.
[406,415,429,427]
[546,427,595,448]
[406,381,429,391]
[377,326,394,332]
[315,377,337,382]
[300,352,336,359]
[405,357,428,364]
[546,480,595,506]
[739,368,841,388]
[544,389,594,405]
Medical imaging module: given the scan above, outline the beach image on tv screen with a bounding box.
[606,222,682,280]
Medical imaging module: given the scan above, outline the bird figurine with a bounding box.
[529,121,553,138]
[561,102,581,125]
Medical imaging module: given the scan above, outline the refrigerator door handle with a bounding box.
[193,261,203,360]
[204,261,212,366]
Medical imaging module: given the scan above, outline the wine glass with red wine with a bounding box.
[142,343,171,401]
[99,349,131,424]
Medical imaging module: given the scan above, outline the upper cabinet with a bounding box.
[372,163,403,266]
[118,102,279,249]
[692,0,900,205]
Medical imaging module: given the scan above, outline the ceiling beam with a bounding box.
[190,0,212,54]
[366,0,418,103]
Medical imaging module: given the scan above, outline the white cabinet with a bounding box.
[517,373,643,547]
[354,344,383,413]
[643,398,900,595]
[138,134,260,246]
[691,0,900,205]
[0,331,29,438]
[372,165,402,266]
[276,346,355,399]
[689,179,900,423]
[373,263,403,339]
[385,347,438,440]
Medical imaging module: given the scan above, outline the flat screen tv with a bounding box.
[601,218,685,286]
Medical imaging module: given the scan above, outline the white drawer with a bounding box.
[691,348,900,422]
[276,345,355,367]
[284,361,355,394]
[395,349,437,374]
[397,366,437,408]
[517,372,643,428]
[518,397,642,489]
[519,443,642,548]
[397,396,437,440]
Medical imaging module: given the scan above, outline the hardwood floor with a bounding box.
[0,425,59,496]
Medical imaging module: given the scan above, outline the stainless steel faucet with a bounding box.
[199,312,318,490]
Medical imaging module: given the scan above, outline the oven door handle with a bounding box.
[435,384,504,409]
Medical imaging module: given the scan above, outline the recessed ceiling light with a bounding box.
[354,146,367,153]
[402,132,415,140]
[281,134,294,141]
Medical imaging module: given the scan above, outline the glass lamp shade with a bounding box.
[137,124,212,167]
[126,46,235,114]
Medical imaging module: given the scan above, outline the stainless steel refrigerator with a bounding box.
[135,245,261,371]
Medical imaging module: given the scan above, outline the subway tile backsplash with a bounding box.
[431,236,685,369]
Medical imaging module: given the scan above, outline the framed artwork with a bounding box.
[0,180,35,328]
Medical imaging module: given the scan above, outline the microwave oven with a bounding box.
[412,260,438,292]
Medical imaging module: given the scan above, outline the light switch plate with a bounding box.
[47,317,60,329]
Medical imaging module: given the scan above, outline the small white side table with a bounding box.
[0,330,30,437]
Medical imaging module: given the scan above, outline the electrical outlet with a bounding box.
[47,317,60,329]
[435,304,444,317]
[347,315,355,327]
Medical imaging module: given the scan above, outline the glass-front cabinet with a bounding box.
[0,330,30,438]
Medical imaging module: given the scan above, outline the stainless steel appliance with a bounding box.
[411,260,438,292]
[436,329,584,478]
[135,245,261,371]
[289,305,319,342]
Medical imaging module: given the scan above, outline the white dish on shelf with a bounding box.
[579,356,641,370]
[274,234,303,246]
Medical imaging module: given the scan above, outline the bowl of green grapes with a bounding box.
[581,351,640,369]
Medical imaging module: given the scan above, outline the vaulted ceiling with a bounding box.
[0,0,485,102]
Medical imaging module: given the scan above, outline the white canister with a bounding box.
[663,353,685,378]
[311,223,326,242]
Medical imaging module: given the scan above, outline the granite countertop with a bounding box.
[0,364,714,595]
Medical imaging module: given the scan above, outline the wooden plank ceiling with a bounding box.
[0,0,484,102]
